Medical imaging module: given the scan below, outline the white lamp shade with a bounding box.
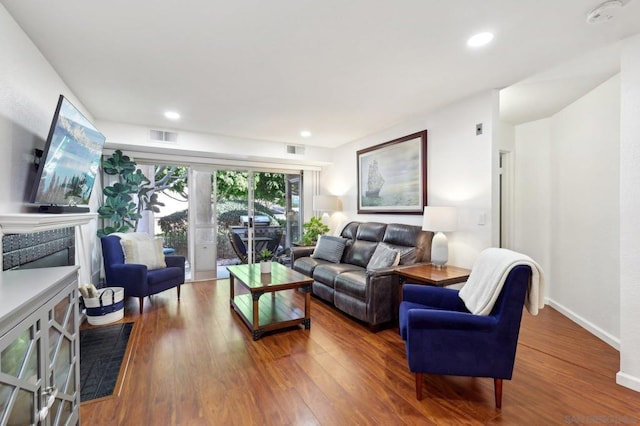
[422,206,458,232]
[313,195,340,212]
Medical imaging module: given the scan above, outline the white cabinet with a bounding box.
[0,266,80,425]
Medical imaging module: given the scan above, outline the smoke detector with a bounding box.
[586,0,624,23]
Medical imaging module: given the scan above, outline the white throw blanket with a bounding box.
[459,248,545,316]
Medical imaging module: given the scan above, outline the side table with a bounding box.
[395,264,471,311]
[395,263,471,287]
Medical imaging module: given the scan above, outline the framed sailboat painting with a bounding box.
[357,130,427,214]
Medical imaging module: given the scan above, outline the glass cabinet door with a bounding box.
[45,285,79,426]
[0,312,42,426]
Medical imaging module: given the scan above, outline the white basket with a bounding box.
[84,287,125,326]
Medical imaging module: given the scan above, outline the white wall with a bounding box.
[514,118,552,300]
[514,75,620,347]
[550,75,620,343]
[0,4,102,284]
[0,4,89,213]
[618,34,640,392]
[322,91,497,268]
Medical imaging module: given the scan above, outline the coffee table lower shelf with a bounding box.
[228,262,313,340]
[231,291,310,340]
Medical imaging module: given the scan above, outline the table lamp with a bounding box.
[313,195,341,223]
[422,206,458,268]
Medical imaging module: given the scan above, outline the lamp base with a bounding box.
[431,231,449,267]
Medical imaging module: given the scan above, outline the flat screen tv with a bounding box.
[30,95,106,213]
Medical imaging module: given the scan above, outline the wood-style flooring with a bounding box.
[80,279,640,425]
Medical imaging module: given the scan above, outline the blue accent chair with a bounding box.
[101,235,186,314]
[399,265,531,408]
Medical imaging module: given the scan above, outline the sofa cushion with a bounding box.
[311,235,347,263]
[366,244,400,271]
[382,223,420,247]
[335,270,367,300]
[343,240,378,268]
[334,292,367,321]
[312,281,335,303]
[356,222,387,242]
[313,263,364,286]
[340,222,360,240]
[294,256,330,277]
[147,266,184,286]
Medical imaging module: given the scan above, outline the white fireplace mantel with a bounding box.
[0,213,97,284]
[0,213,96,234]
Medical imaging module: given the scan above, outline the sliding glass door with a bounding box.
[104,157,304,280]
[216,169,302,271]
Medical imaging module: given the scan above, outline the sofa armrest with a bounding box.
[394,261,431,271]
[402,284,467,311]
[366,266,397,278]
[165,255,186,271]
[365,271,401,325]
[291,246,315,264]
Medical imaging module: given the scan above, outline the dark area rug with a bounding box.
[79,322,134,402]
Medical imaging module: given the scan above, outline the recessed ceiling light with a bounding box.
[300,130,312,138]
[164,111,180,120]
[467,32,494,48]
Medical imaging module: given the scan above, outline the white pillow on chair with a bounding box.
[120,237,167,270]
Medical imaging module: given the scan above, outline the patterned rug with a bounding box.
[79,322,135,402]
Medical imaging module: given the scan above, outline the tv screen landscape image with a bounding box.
[30,95,106,210]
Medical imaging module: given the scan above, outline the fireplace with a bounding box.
[2,228,75,271]
[0,213,96,285]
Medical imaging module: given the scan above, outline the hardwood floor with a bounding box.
[80,279,640,425]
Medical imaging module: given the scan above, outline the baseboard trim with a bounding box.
[616,371,640,392]
[545,297,620,350]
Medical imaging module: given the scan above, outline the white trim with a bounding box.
[103,147,325,171]
[616,371,640,392]
[546,297,620,349]
[0,213,96,234]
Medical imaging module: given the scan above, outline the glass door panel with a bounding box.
[285,174,302,250]
[216,170,252,268]
[191,169,217,280]
[136,162,190,280]
[213,169,303,271]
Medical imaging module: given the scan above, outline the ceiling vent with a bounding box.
[586,0,624,23]
[286,144,305,155]
[150,129,178,143]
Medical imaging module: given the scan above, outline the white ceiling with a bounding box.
[2,0,640,148]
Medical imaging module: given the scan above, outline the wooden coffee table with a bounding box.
[227,262,313,340]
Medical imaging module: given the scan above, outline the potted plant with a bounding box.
[97,150,165,237]
[259,249,273,273]
[301,216,330,245]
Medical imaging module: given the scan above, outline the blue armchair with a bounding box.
[101,235,186,314]
[399,264,531,408]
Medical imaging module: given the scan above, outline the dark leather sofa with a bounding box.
[292,221,433,327]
